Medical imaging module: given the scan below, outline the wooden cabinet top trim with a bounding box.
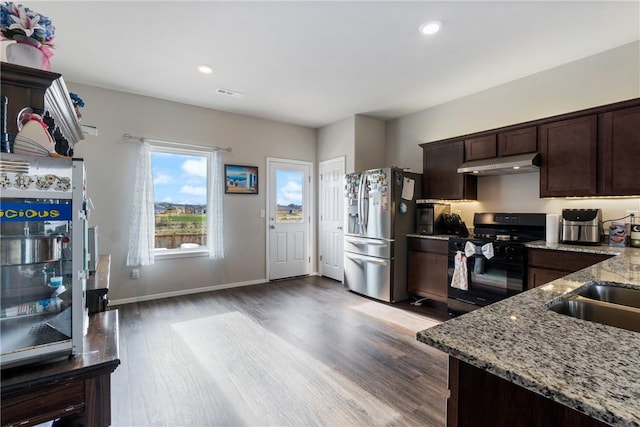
[419,97,640,148]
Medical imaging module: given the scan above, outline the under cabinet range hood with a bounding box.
[457,153,541,176]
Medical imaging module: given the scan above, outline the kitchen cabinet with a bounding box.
[407,238,448,303]
[421,140,477,200]
[464,127,537,161]
[539,115,598,197]
[464,134,496,160]
[498,126,537,156]
[598,105,640,196]
[447,357,608,427]
[527,248,612,289]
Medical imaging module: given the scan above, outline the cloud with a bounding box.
[182,158,207,178]
[154,172,174,185]
[162,196,173,202]
[278,181,302,205]
[181,185,207,196]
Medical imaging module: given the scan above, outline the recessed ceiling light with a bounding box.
[198,65,213,74]
[419,21,442,35]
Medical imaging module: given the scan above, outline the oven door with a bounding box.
[447,250,525,312]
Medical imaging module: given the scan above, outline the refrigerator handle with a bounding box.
[344,237,386,246]
[344,252,388,266]
[359,173,368,234]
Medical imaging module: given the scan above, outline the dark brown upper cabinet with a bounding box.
[464,135,497,161]
[539,115,598,197]
[422,140,477,200]
[464,127,537,162]
[599,105,640,196]
[498,126,537,156]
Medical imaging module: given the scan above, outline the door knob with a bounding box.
[337,226,343,230]
[270,225,275,229]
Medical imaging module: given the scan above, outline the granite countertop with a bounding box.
[416,246,640,426]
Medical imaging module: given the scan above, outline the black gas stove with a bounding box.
[447,213,546,315]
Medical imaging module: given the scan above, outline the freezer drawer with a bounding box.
[344,235,393,258]
[344,251,393,302]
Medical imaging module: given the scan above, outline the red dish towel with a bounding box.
[450,251,468,290]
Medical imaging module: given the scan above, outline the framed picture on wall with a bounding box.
[224,164,259,194]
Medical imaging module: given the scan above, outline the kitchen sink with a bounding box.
[576,283,640,309]
[548,283,640,334]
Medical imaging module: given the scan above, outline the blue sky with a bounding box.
[151,152,207,205]
[277,170,303,206]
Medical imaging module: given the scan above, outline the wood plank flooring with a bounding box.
[111,276,450,426]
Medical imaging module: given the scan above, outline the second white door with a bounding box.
[319,157,344,282]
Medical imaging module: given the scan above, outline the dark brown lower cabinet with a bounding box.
[407,238,448,303]
[448,357,608,427]
[527,249,612,289]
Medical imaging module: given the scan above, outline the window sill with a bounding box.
[153,249,210,260]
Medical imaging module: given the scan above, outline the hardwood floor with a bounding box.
[111,276,450,426]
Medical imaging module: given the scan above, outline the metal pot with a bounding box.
[1,235,62,265]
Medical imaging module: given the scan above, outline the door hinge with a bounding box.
[309,256,311,263]
[320,255,323,261]
[308,176,311,183]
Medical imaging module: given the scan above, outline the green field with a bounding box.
[155,214,206,236]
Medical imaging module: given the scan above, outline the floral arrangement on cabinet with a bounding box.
[0,2,55,69]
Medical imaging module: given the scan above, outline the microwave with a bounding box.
[416,201,450,235]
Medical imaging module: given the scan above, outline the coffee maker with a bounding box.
[415,201,450,235]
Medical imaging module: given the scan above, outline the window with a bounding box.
[126,141,224,266]
[150,146,211,254]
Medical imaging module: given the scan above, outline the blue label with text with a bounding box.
[0,203,72,222]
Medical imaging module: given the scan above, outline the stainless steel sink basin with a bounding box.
[576,283,640,309]
[549,296,640,333]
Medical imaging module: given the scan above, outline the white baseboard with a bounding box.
[109,278,268,306]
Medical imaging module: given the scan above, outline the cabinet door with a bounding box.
[423,140,477,200]
[498,126,537,156]
[408,250,449,302]
[527,267,568,289]
[599,106,640,196]
[464,135,497,161]
[539,115,597,197]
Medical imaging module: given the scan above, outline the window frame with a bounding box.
[149,143,212,259]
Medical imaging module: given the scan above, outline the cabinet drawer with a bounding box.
[528,249,611,272]
[407,238,448,254]
[2,379,85,427]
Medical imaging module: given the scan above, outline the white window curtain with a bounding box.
[208,150,225,259]
[126,142,155,266]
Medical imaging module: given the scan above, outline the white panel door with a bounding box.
[268,159,311,280]
[319,157,345,282]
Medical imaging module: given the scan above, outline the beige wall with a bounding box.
[385,41,640,226]
[354,115,386,171]
[70,83,316,303]
[317,115,355,170]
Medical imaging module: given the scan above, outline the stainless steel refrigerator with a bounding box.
[343,167,422,303]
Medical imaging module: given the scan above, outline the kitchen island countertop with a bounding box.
[416,246,640,426]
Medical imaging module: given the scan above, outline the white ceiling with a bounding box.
[28,1,640,129]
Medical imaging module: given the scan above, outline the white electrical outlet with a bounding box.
[131,268,140,279]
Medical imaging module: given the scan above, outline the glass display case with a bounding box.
[1,153,87,369]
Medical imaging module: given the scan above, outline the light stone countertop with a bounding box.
[416,244,640,426]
